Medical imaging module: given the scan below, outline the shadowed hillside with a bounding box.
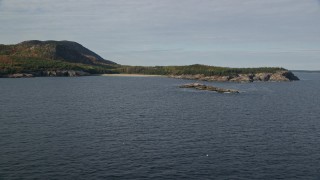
[0,40,116,65]
[0,40,119,76]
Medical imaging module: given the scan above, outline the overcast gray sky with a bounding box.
[0,0,319,70]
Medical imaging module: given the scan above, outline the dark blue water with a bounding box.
[1,72,320,179]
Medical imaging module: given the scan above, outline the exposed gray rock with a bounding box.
[269,71,299,82]
[7,73,34,78]
[3,70,90,78]
[42,70,89,77]
[169,70,299,83]
[67,70,77,77]
[230,74,254,82]
[179,83,239,93]
[253,73,272,81]
[75,71,90,76]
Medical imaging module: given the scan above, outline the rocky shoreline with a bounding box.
[1,70,300,82]
[180,83,239,93]
[1,70,90,78]
[169,70,299,82]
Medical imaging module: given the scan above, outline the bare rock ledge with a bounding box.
[179,83,239,93]
[170,70,299,83]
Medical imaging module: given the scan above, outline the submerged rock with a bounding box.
[179,83,239,93]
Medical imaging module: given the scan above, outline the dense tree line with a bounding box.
[1,56,285,77]
[1,42,286,77]
[0,56,118,75]
[117,64,285,76]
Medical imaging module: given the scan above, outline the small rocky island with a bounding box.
[180,83,239,93]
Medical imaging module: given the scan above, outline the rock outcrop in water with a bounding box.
[170,70,299,82]
[179,83,239,93]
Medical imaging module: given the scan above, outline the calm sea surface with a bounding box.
[0,72,320,179]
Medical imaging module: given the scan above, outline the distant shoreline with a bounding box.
[99,74,164,77]
[292,70,320,73]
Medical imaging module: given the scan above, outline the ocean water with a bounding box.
[0,72,320,179]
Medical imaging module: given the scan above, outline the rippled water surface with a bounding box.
[1,72,320,179]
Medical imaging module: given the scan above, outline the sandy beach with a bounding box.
[100,74,164,77]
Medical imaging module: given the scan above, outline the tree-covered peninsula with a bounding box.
[0,40,299,82]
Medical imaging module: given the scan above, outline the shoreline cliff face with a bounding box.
[168,70,299,82]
